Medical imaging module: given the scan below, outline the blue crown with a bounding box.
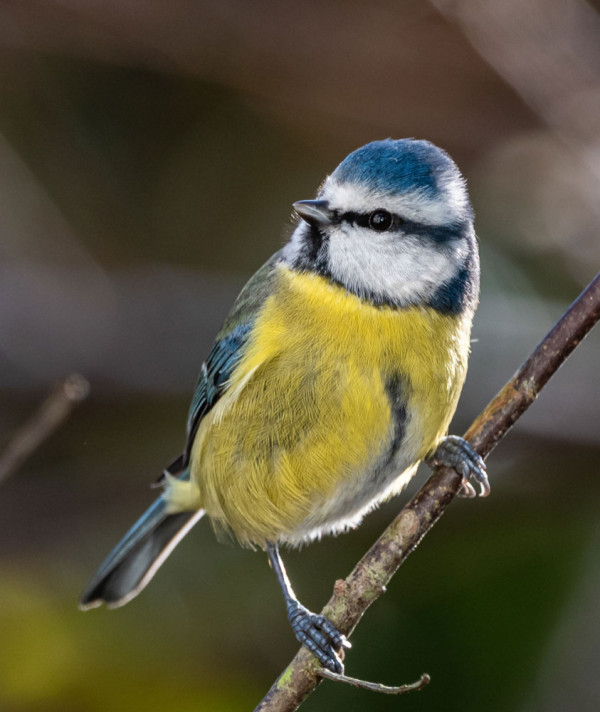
[331,139,461,197]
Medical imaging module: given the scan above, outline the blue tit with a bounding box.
[80,138,488,674]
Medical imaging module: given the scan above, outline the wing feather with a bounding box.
[179,251,284,467]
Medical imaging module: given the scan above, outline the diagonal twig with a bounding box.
[254,272,600,712]
[317,668,430,695]
[0,373,90,486]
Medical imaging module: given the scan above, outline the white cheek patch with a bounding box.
[321,177,468,226]
[327,225,468,306]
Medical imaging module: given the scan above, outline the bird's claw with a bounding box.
[287,601,350,673]
[428,435,490,498]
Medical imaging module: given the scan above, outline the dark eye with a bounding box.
[368,210,392,231]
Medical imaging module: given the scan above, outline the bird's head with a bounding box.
[285,139,479,313]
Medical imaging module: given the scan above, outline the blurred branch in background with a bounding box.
[255,273,600,712]
[0,374,89,486]
[433,0,600,281]
[433,0,600,140]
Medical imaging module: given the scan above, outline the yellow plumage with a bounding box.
[79,138,483,676]
[166,264,472,547]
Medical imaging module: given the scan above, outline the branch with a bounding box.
[254,272,600,712]
[0,373,90,486]
[317,669,430,695]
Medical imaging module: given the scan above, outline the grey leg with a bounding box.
[427,435,490,497]
[266,542,350,673]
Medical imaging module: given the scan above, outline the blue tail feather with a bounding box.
[80,486,204,609]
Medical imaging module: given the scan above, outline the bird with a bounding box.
[80,138,489,674]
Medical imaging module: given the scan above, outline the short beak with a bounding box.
[293,200,333,227]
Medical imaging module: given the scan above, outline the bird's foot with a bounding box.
[287,600,351,673]
[428,435,490,498]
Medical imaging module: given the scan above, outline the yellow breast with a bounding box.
[189,265,473,546]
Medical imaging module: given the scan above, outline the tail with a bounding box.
[79,493,205,610]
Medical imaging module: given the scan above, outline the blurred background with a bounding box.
[0,1,599,710]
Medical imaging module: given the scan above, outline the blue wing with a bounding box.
[168,249,284,474]
[180,322,253,465]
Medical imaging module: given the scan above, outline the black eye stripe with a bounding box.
[337,210,464,243]
[340,210,402,230]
